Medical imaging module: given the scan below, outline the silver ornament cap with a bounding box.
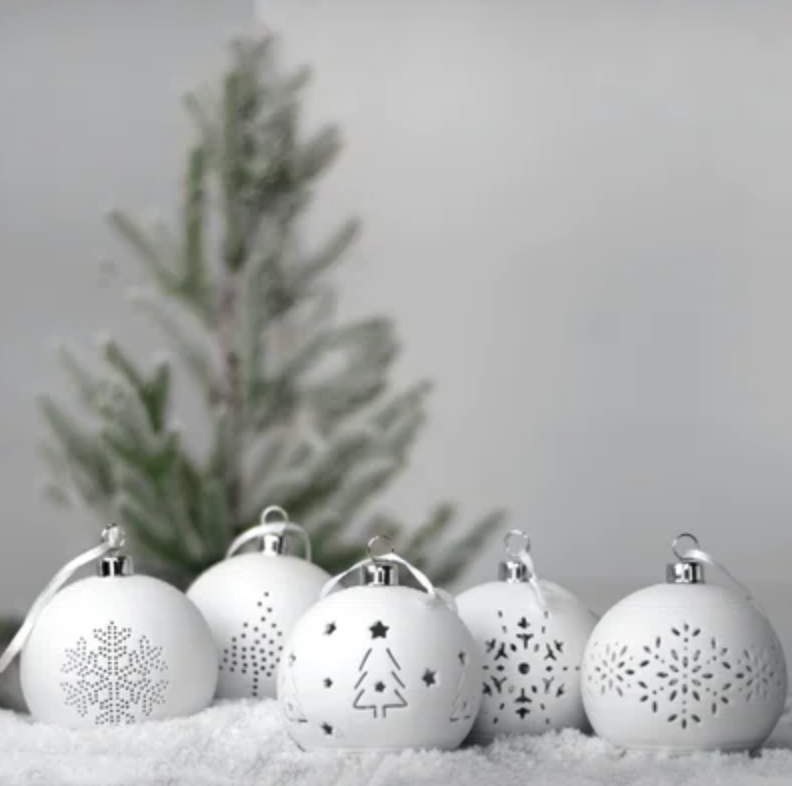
[497,530,533,583]
[361,536,400,586]
[665,532,705,584]
[247,506,296,557]
[97,523,134,577]
[260,531,292,556]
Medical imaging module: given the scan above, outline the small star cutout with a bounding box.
[370,621,389,639]
[288,653,296,665]
[374,681,386,693]
[324,622,337,635]
[458,651,467,665]
[321,722,333,735]
[323,677,333,688]
[422,669,437,687]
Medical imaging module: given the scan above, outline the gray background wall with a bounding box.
[1,1,791,652]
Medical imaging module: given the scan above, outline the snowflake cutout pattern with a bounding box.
[632,624,732,729]
[481,610,579,727]
[588,642,636,697]
[588,621,785,732]
[221,591,284,697]
[734,647,785,702]
[60,621,169,725]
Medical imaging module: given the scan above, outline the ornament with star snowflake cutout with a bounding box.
[456,530,597,740]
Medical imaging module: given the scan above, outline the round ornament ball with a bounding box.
[187,506,330,700]
[456,530,597,741]
[2,525,218,728]
[277,537,483,752]
[581,533,788,753]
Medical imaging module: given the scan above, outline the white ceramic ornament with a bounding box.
[0,524,218,728]
[277,536,483,752]
[581,533,788,753]
[456,530,598,741]
[187,506,330,700]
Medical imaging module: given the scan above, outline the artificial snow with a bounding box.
[0,696,789,785]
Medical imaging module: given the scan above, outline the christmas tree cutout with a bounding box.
[353,643,407,719]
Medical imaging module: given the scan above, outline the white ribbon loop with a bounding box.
[0,532,120,674]
[673,532,770,618]
[504,530,550,616]
[677,546,758,604]
[226,522,313,561]
[515,545,550,616]
[226,506,312,562]
[320,551,440,603]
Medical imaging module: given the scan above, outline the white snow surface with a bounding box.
[0,697,790,786]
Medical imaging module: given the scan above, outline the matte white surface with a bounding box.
[187,552,330,700]
[581,582,787,751]
[457,579,597,739]
[278,584,482,751]
[20,575,218,727]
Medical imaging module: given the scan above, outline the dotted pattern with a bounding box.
[221,592,284,697]
[60,621,169,725]
[587,622,787,730]
[481,611,578,728]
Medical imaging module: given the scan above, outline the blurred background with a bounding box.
[1,0,792,674]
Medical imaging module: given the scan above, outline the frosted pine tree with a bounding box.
[37,35,503,587]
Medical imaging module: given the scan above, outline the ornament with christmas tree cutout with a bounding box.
[277,537,481,751]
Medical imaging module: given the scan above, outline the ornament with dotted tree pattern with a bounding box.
[187,507,330,700]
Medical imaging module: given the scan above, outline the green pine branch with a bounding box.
[38,33,504,588]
